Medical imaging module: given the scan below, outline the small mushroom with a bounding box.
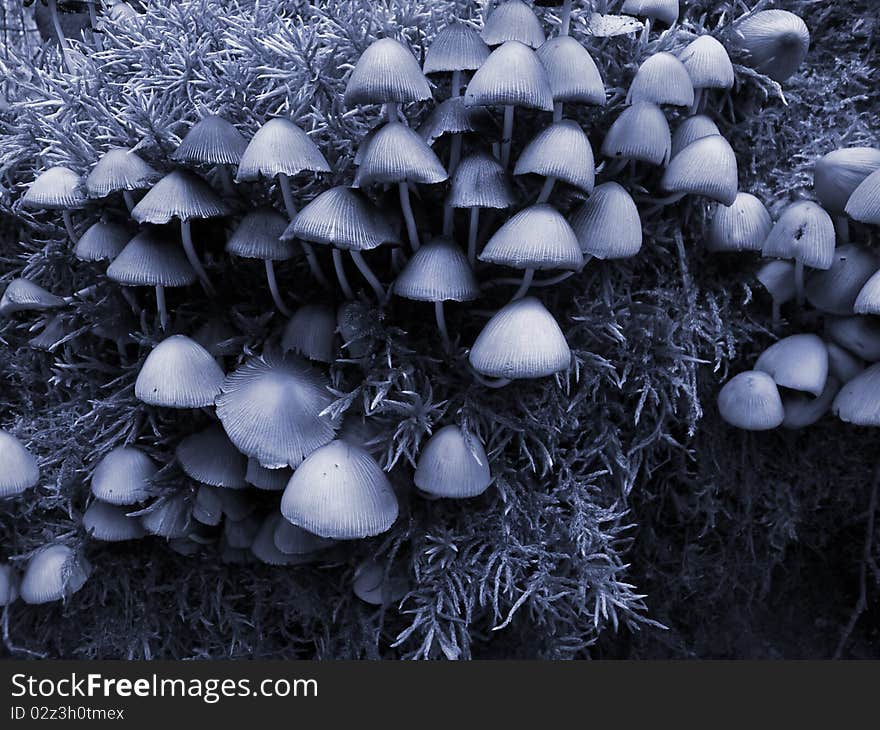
[815,147,880,240]
[0,429,40,498]
[281,304,337,363]
[708,193,772,253]
[717,371,784,430]
[273,520,336,556]
[570,182,643,261]
[832,363,880,426]
[481,0,546,49]
[671,114,720,158]
[91,446,157,505]
[140,492,192,539]
[755,259,796,325]
[85,147,159,211]
[825,316,880,362]
[0,279,66,317]
[754,333,829,397]
[627,52,694,108]
[658,134,738,207]
[728,9,809,84]
[135,335,225,408]
[353,558,409,606]
[74,219,129,263]
[514,120,595,203]
[805,244,879,315]
[424,20,491,99]
[535,35,605,120]
[0,565,18,606]
[781,376,840,430]
[20,544,91,605]
[250,513,316,565]
[176,424,248,489]
[845,168,880,226]
[601,102,671,170]
[678,35,735,113]
[245,458,292,492]
[621,0,679,44]
[21,166,87,243]
[83,502,146,541]
[171,114,248,196]
[414,425,491,499]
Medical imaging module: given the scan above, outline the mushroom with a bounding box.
[658,134,738,207]
[134,335,225,408]
[481,0,546,49]
[21,166,87,243]
[826,340,865,384]
[825,316,880,361]
[192,485,224,526]
[671,114,720,157]
[28,315,68,353]
[854,269,880,315]
[781,375,840,430]
[281,304,337,363]
[414,424,491,499]
[353,558,409,606]
[83,501,146,541]
[0,429,40,498]
[176,424,248,489]
[729,9,810,84]
[755,333,829,398]
[273,521,337,556]
[815,147,880,240]
[621,0,679,44]
[251,513,316,565]
[717,371,784,430]
[245,458,292,492]
[514,120,595,203]
[0,279,66,317]
[832,363,880,426]
[171,114,248,196]
[845,168,880,225]
[74,219,129,263]
[85,147,159,211]
[536,34,605,121]
[91,446,157,505]
[424,20,491,100]
[627,52,694,108]
[19,544,91,605]
[755,259,796,326]
[707,192,772,253]
[678,35,735,113]
[804,244,879,315]
[140,492,192,539]
[0,565,18,607]
[601,102,671,172]
[570,182,643,261]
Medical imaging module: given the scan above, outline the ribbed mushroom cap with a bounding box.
[708,193,772,252]
[671,114,720,157]
[192,484,223,526]
[172,115,248,166]
[762,200,836,270]
[414,425,491,498]
[464,41,554,111]
[730,9,809,84]
[131,170,229,224]
[418,97,496,146]
[755,333,829,397]
[448,151,515,209]
[805,244,880,315]
[0,279,65,316]
[224,512,262,548]
[535,36,606,106]
[514,120,595,193]
[845,168,880,225]
[193,318,240,358]
[395,237,480,302]
[0,429,39,497]
[621,0,679,25]
[469,296,571,379]
[91,446,157,505]
[226,208,294,260]
[344,37,432,107]
[480,204,583,271]
[21,166,87,210]
[0,564,18,606]
[717,371,784,430]
[176,424,247,489]
[661,134,738,206]
[85,148,159,197]
[140,492,192,539]
[627,52,694,107]
[29,315,66,352]
[107,230,197,287]
[678,35,735,90]
[135,335,225,408]
[354,123,448,187]
[854,270,880,315]
[481,0,545,48]
[756,259,796,303]
[284,186,399,251]
[424,21,491,73]
[282,304,337,363]
[74,220,129,262]
[570,182,642,259]
[781,375,839,430]
[826,316,880,362]
[826,340,864,384]
[83,501,146,541]
[832,363,880,426]
[20,545,91,604]
[236,117,331,182]
[216,352,336,469]
[274,519,337,555]
[281,440,399,539]
[251,513,316,565]
[601,102,671,166]
[245,458,291,491]
[814,148,880,215]
[353,559,409,606]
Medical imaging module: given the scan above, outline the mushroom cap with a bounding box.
[481,0,545,48]
[28,315,66,353]
[762,200,836,269]
[448,151,515,209]
[91,446,157,505]
[671,114,720,157]
[284,186,400,250]
[226,208,294,260]
[192,484,224,526]
[353,559,409,605]
[0,278,65,316]
[424,21,491,73]
[215,352,336,469]
[176,424,248,489]
[273,519,337,555]
[235,117,331,182]
[708,192,772,252]
[85,148,159,197]
[730,9,810,84]
[193,318,240,358]
[251,513,318,565]
[535,36,606,106]
[845,168,880,225]
[826,316,880,361]
[717,371,784,430]
[107,229,197,287]
[245,458,292,491]
[83,501,146,541]
[0,564,18,606]
[514,120,595,194]
[805,244,880,315]
[570,182,642,259]
[0,429,39,497]
[755,333,829,397]
[480,204,584,271]
[854,269,880,315]
[814,147,880,215]
[131,170,229,224]
[414,425,491,498]
[344,37,432,107]
[781,375,840,430]
[281,439,399,539]
[464,41,554,111]
[678,35,735,90]
[20,545,91,604]
[135,335,225,408]
[394,237,480,302]
[755,259,796,304]
[417,97,496,146]
[627,52,694,107]
[171,115,248,166]
[354,122,448,187]
[661,134,738,206]
[282,304,337,363]
[74,220,129,262]
[21,166,87,210]
[469,296,571,379]
[826,340,865,384]
[621,0,679,25]
[140,492,192,539]
[833,363,880,426]
[601,102,671,166]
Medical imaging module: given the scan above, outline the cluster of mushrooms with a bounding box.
[0,0,833,608]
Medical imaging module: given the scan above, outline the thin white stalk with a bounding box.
[467,207,480,266]
[500,105,515,169]
[350,250,385,301]
[333,248,355,300]
[511,268,535,300]
[435,300,450,352]
[399,181,420,251]
[265,259,292,316]
[155,285,168,330]
[180,219,215,295]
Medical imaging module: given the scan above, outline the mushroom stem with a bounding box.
[835,215,850,244]
[180,219,215,296]
[350,250,385,302]
[87,3,104,51]
[434,300,451,352]
[61,210,78,243]
[771,298,781,328]
[794,259,805,307]
[399,181,420,251]
[537,177,556,204]
[333,248,355,300]
[278,173,330,289]
[264,259,292,317]
[155,285,168,330]
[451,69,462,98]
[690,87,704,115]
[482,271,574,290]
[278,172,298,219]
[640,17,652,46]
[448,133,463,176]
[500,105,515,169]
[119,286,140,315]
[47,0,70,73]
[384,102,399,123]
[561,0,572,36]
[511,268,535,301]
[467,207,480,266]
[122,190,136,212]
[553,102,564,122]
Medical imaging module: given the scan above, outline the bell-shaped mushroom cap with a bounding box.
[717,371,784,430]
[29,315,66,353]
[236,117,331,182]
[424,21,491,73]
[171,115,248,166]
[708,193,772,252]
[781,375,840,430]
[661,134,738,205]
[394,237,480,302]
[226,208,294,261]
[20,545,91,604]
[481,0,545,48]
[0,429,39,497]
[21,166,87,210]
[284,186,399,251]
[448,151,515,209]
[135,335,225,408]
[354,123,448,187]
[85,148,159,197]
[281,440,399,539]
[418,97,496,146]
[353,558,409,605]
[570,182,642,259]
[671,114,720,157]
[756,259,796,303]
[74,220,129,262]
[730,9,810,84]
[805,244,880,315]
[176,424,247,488]
[282,304,337,363]
[464,41,554,111]
[83,501,146,541]
[480,204,583,271]
[216,352,336,469]
[250,513,315,565]
[514,120,595,193]
[192,484,223,526]
[755,333,829,397]
[91,447,157,505]
[826,316,880,362]
[621,0,679,25]
[140,492,192,539]
[274,519,337,555]
[845,168,880,225]
[469,296,571,379]
[107,230,197,287]
[0,279,65,317]
[535,36,606,106]
[0,564,18,606]
[814,147,880,215]
[762,200,836,269]
[414,425,491,498]
[678,35,735,90]
[131,170,229,224]
[826,340,864,384]
[245,458,291,491]
[854,269,880,315]
[832,363,880,425]
[627,52,694,107]
[344,37,432,107]
[601,102,671,166]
